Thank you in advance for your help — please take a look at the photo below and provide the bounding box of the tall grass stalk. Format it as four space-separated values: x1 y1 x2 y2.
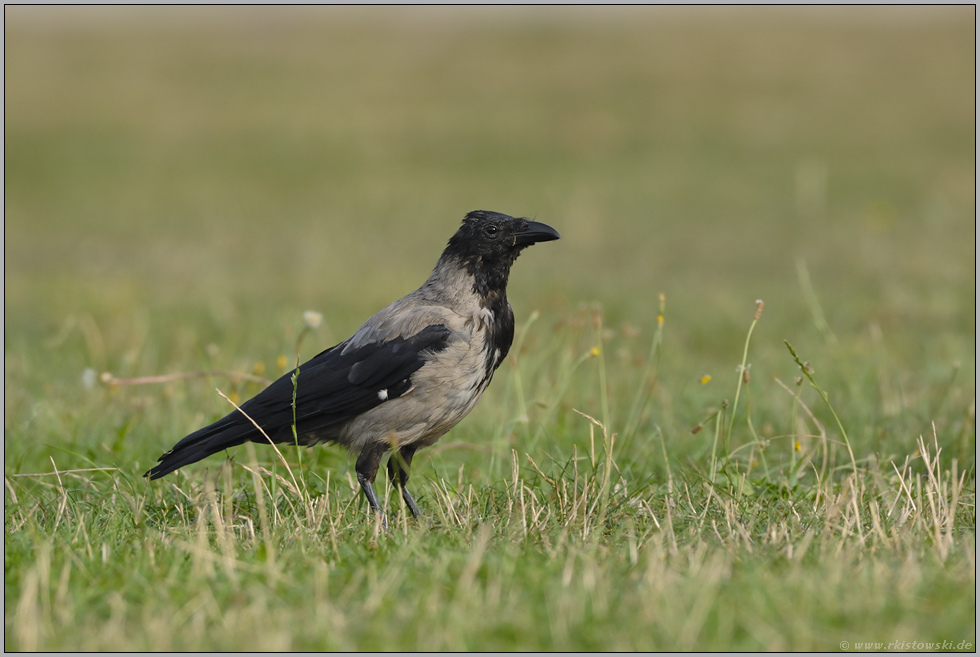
623 292 666 440
784 341 859 477
216 388 312 523
725 300 764 444
590 312 617 532
795 258 839 347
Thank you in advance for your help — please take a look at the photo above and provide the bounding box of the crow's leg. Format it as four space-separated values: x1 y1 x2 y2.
355 441 388 521
387 444 422 518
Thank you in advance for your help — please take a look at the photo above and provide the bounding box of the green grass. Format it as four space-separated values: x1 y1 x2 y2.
5 7 976 651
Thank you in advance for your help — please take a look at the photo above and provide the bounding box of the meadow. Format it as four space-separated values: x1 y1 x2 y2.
4 7 975 651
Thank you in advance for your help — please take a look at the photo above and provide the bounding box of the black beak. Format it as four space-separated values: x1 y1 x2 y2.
514 220 561 247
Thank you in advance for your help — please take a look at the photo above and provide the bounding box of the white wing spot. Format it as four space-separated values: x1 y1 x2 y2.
377 388 388 401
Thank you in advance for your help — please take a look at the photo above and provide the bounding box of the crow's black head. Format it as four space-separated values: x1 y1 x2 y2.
439 210 560 299
444 210 560 265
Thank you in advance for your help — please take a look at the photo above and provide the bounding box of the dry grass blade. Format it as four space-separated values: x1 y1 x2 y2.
215 387 312 520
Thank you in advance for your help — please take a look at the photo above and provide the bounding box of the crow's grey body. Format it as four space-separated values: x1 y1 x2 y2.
307 263 504 454
145 211 559 520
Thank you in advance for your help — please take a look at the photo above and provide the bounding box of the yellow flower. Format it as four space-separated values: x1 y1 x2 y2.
590 346 600 357
700 374 712 384
276 354 289 371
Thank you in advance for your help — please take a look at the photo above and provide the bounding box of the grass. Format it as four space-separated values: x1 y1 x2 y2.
4 7 976 651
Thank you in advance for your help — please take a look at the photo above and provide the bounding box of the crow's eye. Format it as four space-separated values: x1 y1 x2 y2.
483 225 500 238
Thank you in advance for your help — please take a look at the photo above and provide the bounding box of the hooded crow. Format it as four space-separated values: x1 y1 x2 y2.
145 210 559 520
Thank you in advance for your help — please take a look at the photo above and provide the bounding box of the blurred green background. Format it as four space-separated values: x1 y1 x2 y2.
5 6 975 469
3 8 976 651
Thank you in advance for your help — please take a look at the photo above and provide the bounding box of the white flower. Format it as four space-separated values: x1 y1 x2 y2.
303 310 323 329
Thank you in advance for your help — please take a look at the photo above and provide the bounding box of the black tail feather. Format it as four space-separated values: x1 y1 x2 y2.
144 415 255 480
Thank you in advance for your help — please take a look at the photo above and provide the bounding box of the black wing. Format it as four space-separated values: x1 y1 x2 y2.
145 324 451 479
